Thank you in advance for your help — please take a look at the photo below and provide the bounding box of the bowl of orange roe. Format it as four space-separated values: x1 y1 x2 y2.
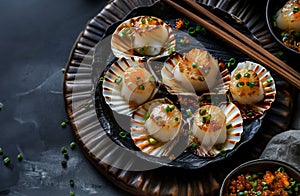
220 159 300 196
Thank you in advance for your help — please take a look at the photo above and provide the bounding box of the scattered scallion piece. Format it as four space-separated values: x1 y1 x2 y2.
3 157 10 165
17 153 23 161
183 18 190 26
219 150 226 157
168 48 175 55
64 152 69 160
148 137 157 145
144 112 150 120
114 76 122 84
204 70 209 74
195 25 201 32
192 62 197 68
149 76 155 83
246 81 255 88
0 147 3 155
119 131 126 139
99 77 105 82
61 121 67 128
188 26 196 35
61 68 65 73
174 116 179 121
199 27 207 35
227 58 236 67
70 191 75 196
187 130 192 135
237 82 245 88
226 124 233 129
235 73 242 80
244 72 251 78
186 109 192 116
198 102 203 107
179 39 185 44
266 79 272 83
139 85 145 90
246 175 252 180
61 146 67 154
61 160 67 168
277 167 284 172
147 17 153 22
70 179 75 187
70 142 76 150
199 109 207 115
141 18 146 24
191 142 197 148
84 101 89 108
293 6 300 13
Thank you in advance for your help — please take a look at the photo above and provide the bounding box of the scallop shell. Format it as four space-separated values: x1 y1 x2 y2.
111 16 176 60
161 52 230 94
130 98 187 158
229 61 276 119
102 57 158 116
188 102 243 157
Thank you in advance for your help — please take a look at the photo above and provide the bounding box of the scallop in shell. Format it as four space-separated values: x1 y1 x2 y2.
276 0 300 31
188 102 243 157
229 61 276 119
102 57 158 115
130 98 186 158
111 16 176 59
161 49 230 94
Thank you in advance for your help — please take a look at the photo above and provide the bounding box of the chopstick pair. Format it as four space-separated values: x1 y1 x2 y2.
161 0 300 89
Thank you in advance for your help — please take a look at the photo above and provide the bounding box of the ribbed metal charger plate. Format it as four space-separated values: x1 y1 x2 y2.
63 0 294 195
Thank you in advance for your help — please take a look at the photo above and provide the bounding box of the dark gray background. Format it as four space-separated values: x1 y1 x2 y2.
0 0 130 195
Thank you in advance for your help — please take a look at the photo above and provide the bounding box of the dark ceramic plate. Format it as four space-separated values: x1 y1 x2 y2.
219 159 300 196
63 0 294 195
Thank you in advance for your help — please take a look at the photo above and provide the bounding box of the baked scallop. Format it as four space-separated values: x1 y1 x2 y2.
111 16 176 59
102 57 157 115
161 48 230 94
229 61 276 119
188 103 243 157
276 0 300 31
130 98 184 157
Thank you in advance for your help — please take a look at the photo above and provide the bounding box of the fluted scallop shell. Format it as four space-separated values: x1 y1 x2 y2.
130 98 186 158
161 52 230 94
229 61 276 119
111 16 176 60
188 102 243 157
102 57 158 116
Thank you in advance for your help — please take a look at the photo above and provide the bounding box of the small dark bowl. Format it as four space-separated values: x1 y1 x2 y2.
219 159 300 196
266 0 300 55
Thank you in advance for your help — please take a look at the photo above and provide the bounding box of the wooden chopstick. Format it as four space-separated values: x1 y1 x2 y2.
161 0 300 89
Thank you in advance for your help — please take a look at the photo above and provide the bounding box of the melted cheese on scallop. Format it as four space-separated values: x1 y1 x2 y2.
144 104 182 142
192 105 227 148
173 49 219 92
120 66 156 106
229 69 264 105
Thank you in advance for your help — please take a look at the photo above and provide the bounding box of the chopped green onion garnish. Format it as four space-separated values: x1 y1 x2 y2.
247 111 253 116
198 65 203 70
99 77 105 82
277 51 284 56
195 25 201 32
17 153 23 161
246 175 252 180
115 76 122 84
277 167 284 172
246 81 255 88
3 157 10 165
183 18 190 26
64 152 69 160
198 102 203 107
61 146 67 154
202 114 211 124
119 131 126 139
204 70 209 74
226 124 233 129
61 68 66 73
61 121 67 127
169 105 175 111
60 161 68 169
149 76 155 83
191 142 197 148
293 6 300 13
261 181 267 186
237 82 245 87
144 112 150 120
141 18 146 24
148 137 157 145
256 191 262 196
266 79 271 83
219 150 226 157
263 186 268 190
139 85 145 90
188 26 196 35
187 130 192 135
147 17 153 22
199 27 207 35
84 101 89 108
168 48 175 55
70 142 76 150
199 109 207 115
0 147 3 155
164 104 171 112
192 62 197 68
179 39 185 44
186 109 192 116
70 179 75 187
174 116 179 121
227 58 236 67
244 72 251 78
235 73 242 80
70 191 75 196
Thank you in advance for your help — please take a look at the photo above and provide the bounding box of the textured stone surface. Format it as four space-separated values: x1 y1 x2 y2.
260 130 300 171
